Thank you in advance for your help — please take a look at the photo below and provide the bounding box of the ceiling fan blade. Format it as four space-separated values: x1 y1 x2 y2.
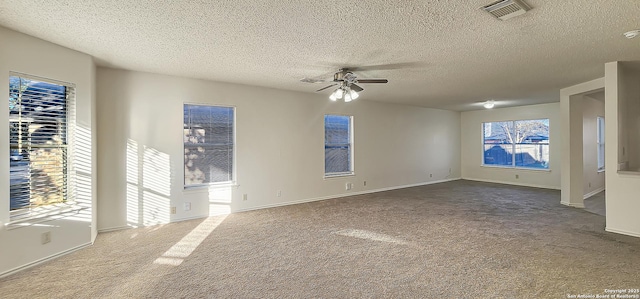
357 79 388 84
349 62 429 72
350 84 364 92
316 84 337 92
300 77 326 84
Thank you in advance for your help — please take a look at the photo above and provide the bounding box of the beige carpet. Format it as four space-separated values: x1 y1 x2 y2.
1 180 639 298
584 190 606 216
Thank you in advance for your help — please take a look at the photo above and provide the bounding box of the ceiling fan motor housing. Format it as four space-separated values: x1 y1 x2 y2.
334 69 350 82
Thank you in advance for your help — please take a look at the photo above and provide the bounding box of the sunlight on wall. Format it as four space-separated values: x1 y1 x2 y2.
141 147 171 226
208 186 232 216
143 147 171 196
141 191 170 225
126 139 140 226
53 124 92 223
126 141 172 227
71 125 93 222
333 229 408 245
153 215 227 266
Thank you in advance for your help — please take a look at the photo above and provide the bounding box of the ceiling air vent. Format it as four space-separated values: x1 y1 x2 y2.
483 0 531 20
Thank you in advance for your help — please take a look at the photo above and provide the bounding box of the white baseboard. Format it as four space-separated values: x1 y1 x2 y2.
98 215 212 232
98 225 133 233
560 201 585 208
583 187 605 200
170 214 210 223
0 242 91 278
462 177 560 190
234 178 461 213
606 227 640 238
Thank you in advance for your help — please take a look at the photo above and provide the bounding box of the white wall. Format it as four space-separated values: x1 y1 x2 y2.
560 78 605 208
96 68 462 231
621 65 640 171
582 94 605 197
461 103 560 189
0 27 96 276
604 61 640 237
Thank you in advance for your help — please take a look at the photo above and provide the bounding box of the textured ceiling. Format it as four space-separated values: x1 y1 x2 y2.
0 0 639 110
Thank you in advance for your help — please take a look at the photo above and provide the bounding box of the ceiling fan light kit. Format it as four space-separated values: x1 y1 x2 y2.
303 68 388 102
329 85 359 102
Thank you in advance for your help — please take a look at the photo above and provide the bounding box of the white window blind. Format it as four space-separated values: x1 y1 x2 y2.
324 115 353 176
597 116 605 171
183 104 234 186
9 74 75 217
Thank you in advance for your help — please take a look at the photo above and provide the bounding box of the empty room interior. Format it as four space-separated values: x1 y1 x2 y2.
1 1 640 298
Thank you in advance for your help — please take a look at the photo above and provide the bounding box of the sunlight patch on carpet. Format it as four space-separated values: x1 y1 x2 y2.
333 229 408 245
154 215 227 266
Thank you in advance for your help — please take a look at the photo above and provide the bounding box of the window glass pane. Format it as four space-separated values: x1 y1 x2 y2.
325 115 351 175
483 144 512 166
9 76 70 211
325 147 350 174
483 121 513 166
184 105 234 186
597 117 605 170
514 119 549 169
515 144 549 168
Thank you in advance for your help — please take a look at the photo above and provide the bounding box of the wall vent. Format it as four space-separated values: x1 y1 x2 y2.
483 0 531 20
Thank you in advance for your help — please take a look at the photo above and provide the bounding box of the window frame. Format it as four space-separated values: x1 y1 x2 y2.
481 118 550 171
323 114 354 178
8 72 78 224
597 116 605 172
182 103 236 189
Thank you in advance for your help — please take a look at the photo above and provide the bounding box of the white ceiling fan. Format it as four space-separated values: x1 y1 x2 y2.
301 68 388 102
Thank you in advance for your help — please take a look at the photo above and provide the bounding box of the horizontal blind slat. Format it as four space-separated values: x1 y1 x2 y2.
9 75 72 213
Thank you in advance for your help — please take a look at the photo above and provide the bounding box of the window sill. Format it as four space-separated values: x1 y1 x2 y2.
597 169 605 173
6 203 87 230
184 182 238 192
324 172 355 179
481 164 551 172
617 170 640 176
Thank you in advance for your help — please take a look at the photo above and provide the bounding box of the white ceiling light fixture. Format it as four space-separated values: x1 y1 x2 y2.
484 100 496 109
344 91 353 102
349 89 359 100
623 30 640 39
307 69 388 103
329 84 359 103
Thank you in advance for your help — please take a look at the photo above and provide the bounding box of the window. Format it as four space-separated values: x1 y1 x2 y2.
483 119 549 169
183 104 234 187
9 74 75 213
597 116 605 171
324 115 353 176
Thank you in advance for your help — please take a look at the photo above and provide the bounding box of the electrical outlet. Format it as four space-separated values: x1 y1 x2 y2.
41 231 51 245
243 194 248 201
589 182 591 188
430 173 433 178
277 190 281 197
184 202 191 211
363 180 367 186
170 207 177 214
345 183 352 190
515 174 519 179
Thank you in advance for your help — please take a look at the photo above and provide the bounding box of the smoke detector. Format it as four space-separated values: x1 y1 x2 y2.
483 0 531 20
623 30 640 39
